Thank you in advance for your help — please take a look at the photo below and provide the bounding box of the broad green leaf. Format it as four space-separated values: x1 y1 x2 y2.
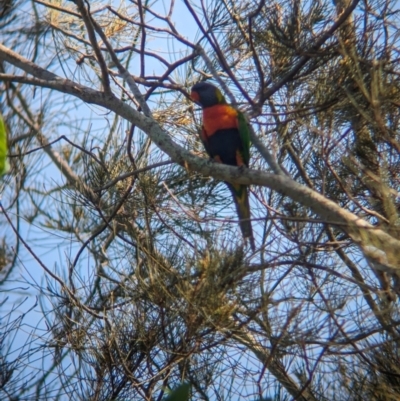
164 383 190 401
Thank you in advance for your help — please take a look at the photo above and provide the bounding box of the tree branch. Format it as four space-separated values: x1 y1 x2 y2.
1 43 400 271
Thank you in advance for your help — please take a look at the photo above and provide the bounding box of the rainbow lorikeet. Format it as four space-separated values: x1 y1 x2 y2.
190 82 255 251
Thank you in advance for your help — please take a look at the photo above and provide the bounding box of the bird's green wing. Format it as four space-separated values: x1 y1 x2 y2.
0 115 9 176
237 110 251 166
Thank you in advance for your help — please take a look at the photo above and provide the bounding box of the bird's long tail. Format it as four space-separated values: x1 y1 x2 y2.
227 183 255 251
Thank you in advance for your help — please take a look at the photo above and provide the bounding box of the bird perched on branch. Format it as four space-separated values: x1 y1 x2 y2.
190 82 255 251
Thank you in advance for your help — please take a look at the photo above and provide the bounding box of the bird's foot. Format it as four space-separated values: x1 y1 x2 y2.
210 156 222 164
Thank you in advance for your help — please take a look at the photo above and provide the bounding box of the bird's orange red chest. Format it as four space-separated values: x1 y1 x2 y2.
202 105 239 137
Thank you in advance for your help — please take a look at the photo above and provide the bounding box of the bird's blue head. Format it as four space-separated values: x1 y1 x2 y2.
190 82 226 108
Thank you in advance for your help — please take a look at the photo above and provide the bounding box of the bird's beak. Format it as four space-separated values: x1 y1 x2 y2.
190 90 200 104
